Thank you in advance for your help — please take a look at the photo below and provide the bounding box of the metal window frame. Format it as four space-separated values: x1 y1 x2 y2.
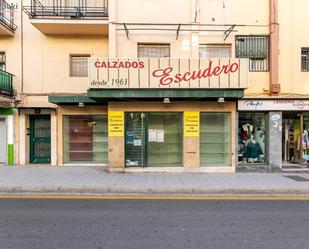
69 54 90 78
235 35 270 72
301 47 309 72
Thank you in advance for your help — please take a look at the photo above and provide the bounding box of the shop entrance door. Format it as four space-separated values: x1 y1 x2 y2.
125 112 146 167
0 118 6 164
282 113 301 165
29 115 51 164
125 112 183 167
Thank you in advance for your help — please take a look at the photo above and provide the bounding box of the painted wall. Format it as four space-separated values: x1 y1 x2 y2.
278 0 309 95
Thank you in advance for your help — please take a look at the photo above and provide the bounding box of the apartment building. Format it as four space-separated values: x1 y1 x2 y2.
0 0 308 172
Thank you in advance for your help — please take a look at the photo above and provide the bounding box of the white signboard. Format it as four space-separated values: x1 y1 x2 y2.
238 99 309 111
89 58 249 89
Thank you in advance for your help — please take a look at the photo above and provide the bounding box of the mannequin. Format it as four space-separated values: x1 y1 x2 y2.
242 123 253 141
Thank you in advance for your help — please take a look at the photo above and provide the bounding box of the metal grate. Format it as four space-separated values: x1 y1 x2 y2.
70 55 89 77
199 44 231 58
23 0 108 19
235 35 269 72
0 0 17 31
301 48 309 72
138 44 170 58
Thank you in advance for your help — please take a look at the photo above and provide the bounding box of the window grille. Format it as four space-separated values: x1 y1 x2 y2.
301 48 309 72
0 52 6 71
138 44 170 58
199 44 231 58
235 35 269 72
70 55 90 77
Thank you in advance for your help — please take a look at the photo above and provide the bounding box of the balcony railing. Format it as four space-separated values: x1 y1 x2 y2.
0 0 17 31
23 0 108 19
0 69 13 97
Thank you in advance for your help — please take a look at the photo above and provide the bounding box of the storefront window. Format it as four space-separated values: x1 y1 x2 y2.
147 113 183 167
302 114 309 164
63 115 108 164
200 113 231 166
125 112 183 167
238 113 266 164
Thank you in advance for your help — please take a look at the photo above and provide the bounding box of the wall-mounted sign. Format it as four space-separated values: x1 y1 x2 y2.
89 58 249 89
238 100 309 111
108 111 124 136
184 112 199 137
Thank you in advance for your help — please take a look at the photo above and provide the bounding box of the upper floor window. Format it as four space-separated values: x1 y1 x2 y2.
138 44 170 58
70 55 90 77
301 48 309 72
199 44 231 58
235 35 269 72
0 52 6 71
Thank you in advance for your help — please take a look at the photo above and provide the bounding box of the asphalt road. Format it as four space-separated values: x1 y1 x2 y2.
0 198 308 249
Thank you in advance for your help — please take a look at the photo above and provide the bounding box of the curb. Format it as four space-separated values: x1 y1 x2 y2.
1 186 309 197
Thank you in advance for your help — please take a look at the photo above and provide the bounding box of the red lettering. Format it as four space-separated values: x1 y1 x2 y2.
230 63 239 73
152 67 174 86
94 61 101 68
139 62 145 68
174 73 182 83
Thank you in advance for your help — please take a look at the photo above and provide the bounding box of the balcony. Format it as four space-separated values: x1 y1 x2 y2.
0 0 17 36
23 0 108 35
0 69 13 97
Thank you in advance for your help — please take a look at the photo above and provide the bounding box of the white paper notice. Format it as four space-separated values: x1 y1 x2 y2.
133 139 142 146
156 130 164 143
148 129 157 142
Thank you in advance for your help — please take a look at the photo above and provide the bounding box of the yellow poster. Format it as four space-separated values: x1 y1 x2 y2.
108 111 124 136
184 112 199 137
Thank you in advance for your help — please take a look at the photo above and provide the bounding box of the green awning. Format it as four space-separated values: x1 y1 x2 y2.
87 89 244 99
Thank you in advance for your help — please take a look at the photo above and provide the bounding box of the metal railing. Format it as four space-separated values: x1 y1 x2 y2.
23 0 108 19
0 0 17 31
0 69 13 96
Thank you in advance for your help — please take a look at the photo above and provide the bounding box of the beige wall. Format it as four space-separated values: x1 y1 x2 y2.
278 0 309 95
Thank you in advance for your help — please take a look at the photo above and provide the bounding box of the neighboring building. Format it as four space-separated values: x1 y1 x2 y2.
0 0 308 172
0 0 16 165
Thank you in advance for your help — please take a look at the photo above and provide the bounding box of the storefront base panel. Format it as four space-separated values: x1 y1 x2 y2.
109 167 235 173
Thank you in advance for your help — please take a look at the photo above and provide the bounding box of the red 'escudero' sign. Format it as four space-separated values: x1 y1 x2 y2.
89 58 249 89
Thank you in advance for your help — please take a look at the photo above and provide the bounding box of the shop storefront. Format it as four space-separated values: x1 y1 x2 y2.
49 57 249 172
238 99 309 170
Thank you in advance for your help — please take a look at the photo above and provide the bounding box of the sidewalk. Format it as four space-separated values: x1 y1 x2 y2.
1 165 309 197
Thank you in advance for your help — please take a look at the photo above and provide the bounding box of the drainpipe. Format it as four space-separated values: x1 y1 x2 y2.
269 0 280 95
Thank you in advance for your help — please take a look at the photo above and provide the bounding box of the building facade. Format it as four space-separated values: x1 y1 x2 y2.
0 0 308 172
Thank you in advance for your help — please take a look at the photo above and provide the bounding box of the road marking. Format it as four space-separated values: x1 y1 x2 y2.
0 195 309 200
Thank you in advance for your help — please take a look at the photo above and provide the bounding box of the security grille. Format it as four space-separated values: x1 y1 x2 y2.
138 44 170 58
0 52 5 71
70 55 90 77
301 48 309 72
199 44 231 58
235 35 269 72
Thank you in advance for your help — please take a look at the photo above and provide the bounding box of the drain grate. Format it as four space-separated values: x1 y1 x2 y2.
284 175 309 182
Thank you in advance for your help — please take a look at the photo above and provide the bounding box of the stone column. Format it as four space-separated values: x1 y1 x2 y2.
267 111 282 169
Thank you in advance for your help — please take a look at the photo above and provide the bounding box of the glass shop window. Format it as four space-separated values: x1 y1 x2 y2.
238 113 266 164
200 113 231 166
63 115 108 164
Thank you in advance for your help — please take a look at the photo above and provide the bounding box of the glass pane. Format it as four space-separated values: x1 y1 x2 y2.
200 113 231 166
199 45 231 58
70 56 89 77
147 113 183 167
238 113 266 164
125 112 146 167
138 44 170 58
63 115 108 164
